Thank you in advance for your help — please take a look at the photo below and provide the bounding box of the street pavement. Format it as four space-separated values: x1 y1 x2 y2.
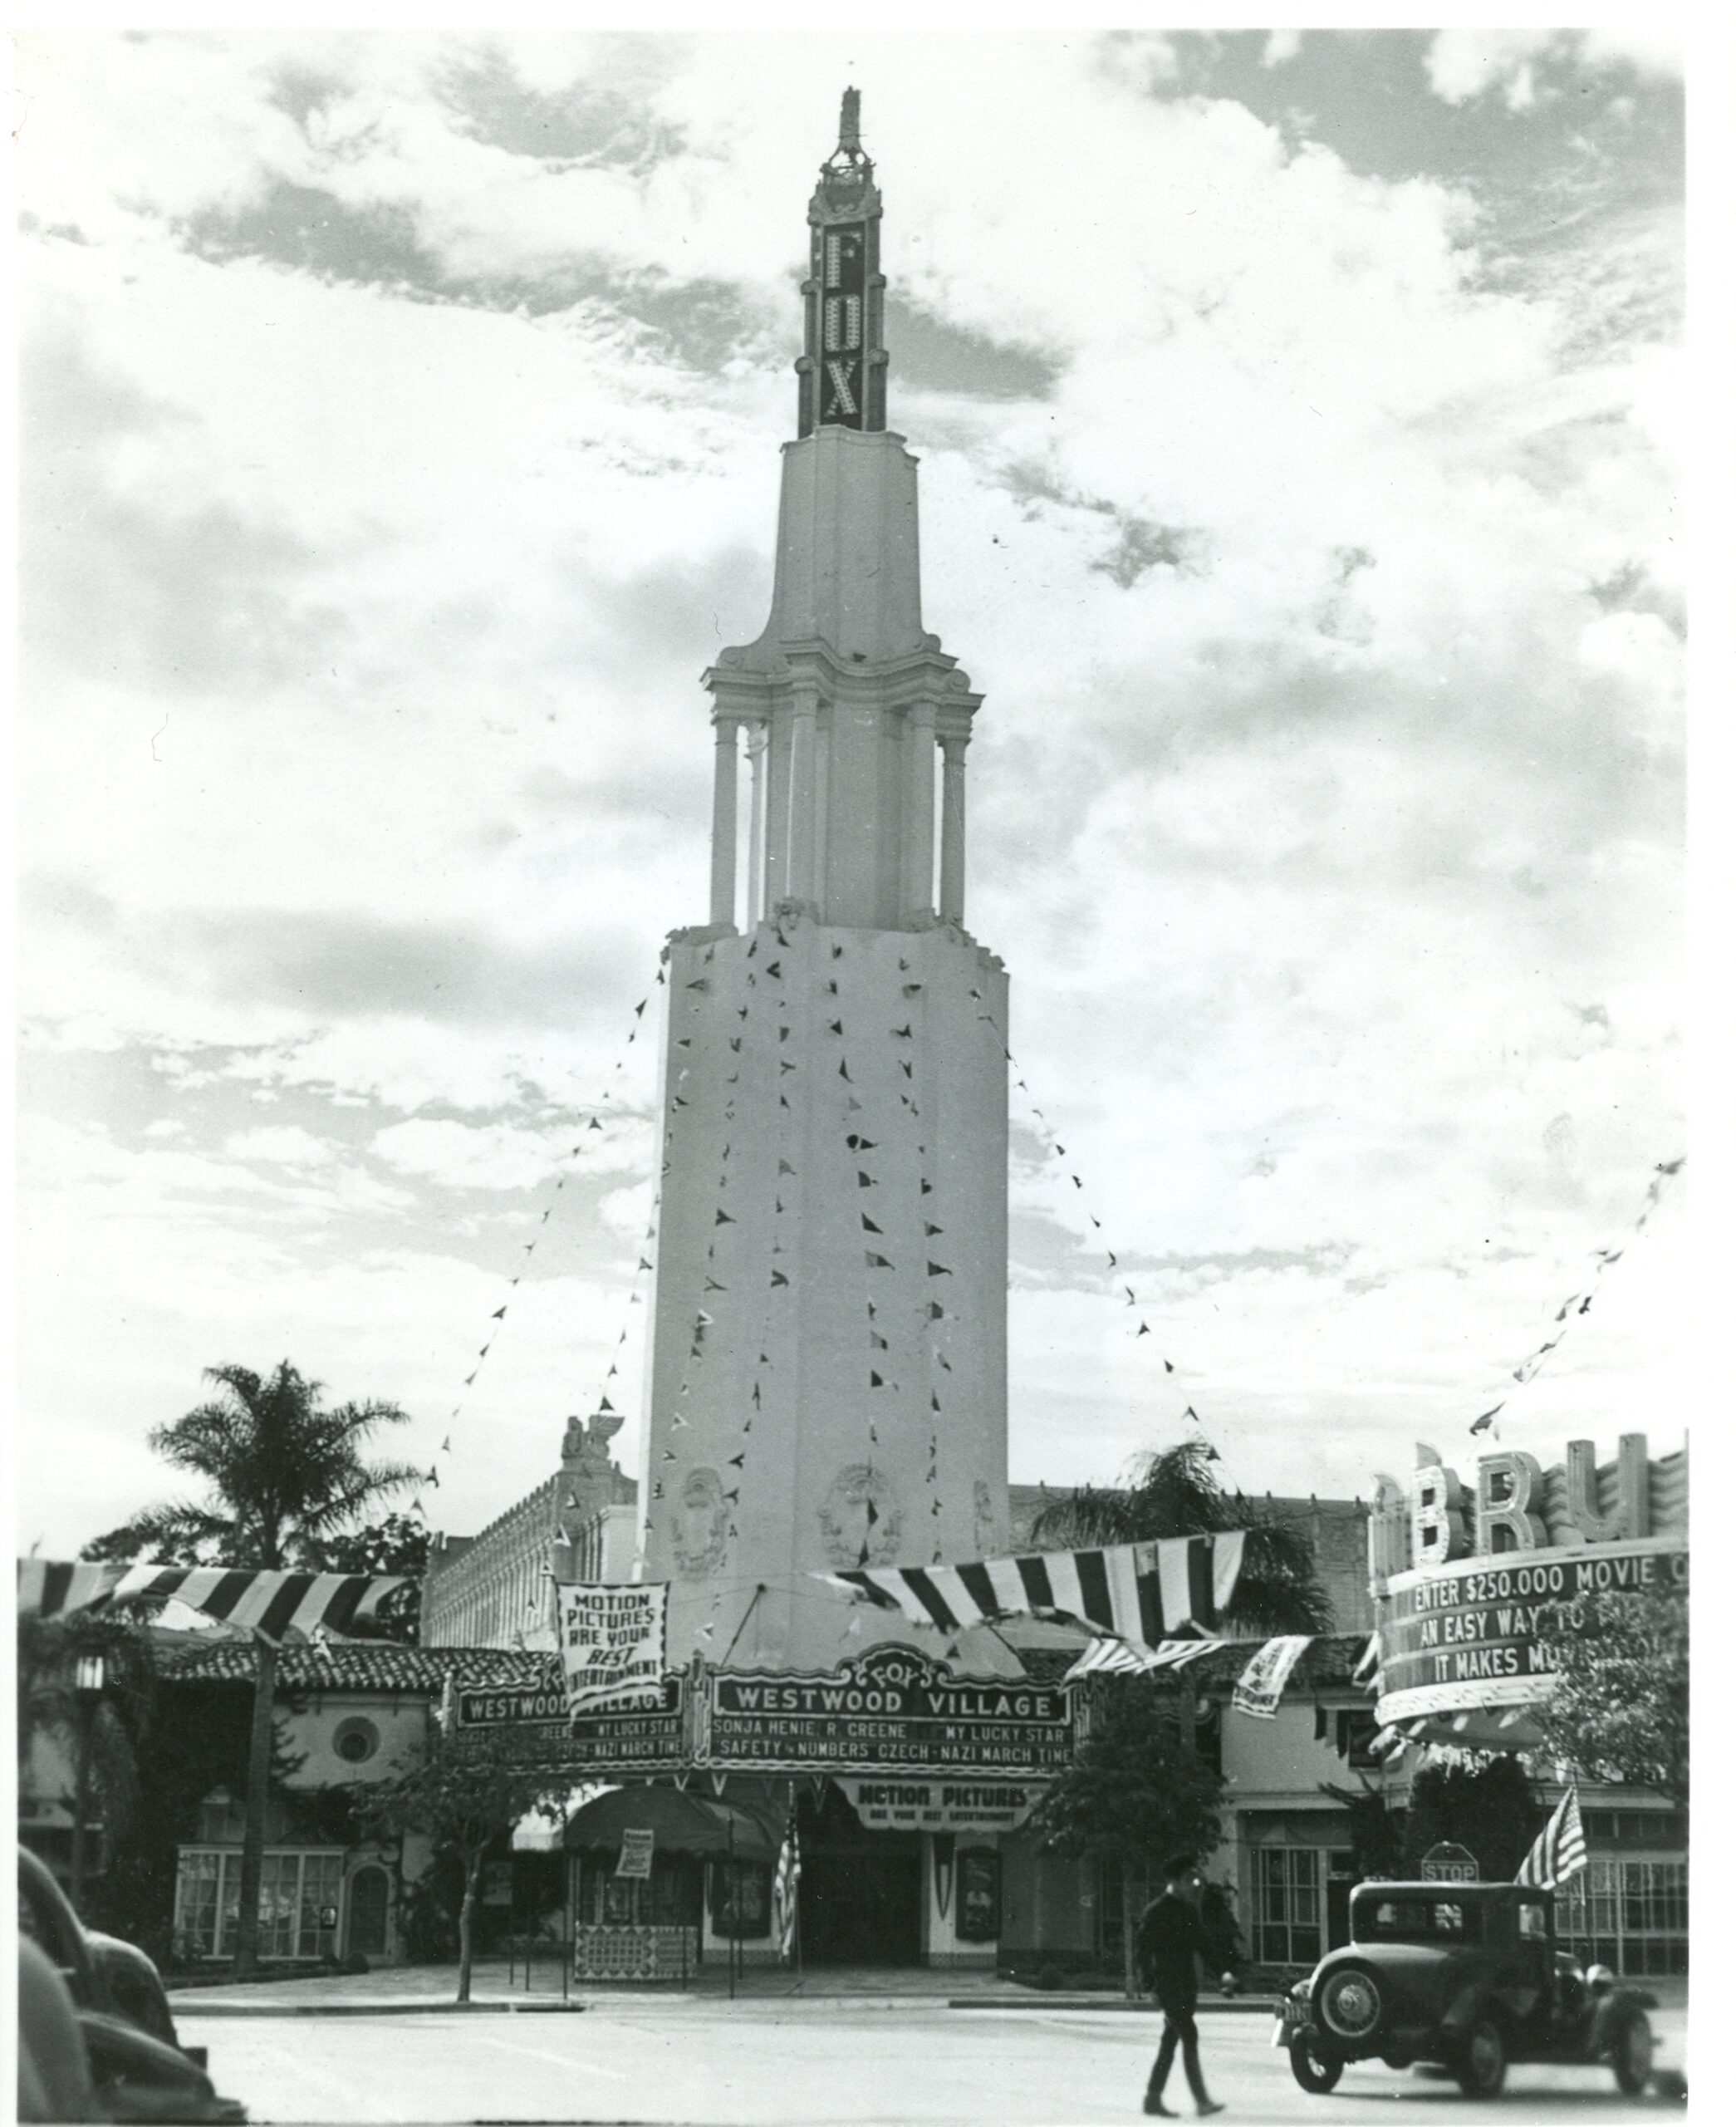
182 1996 1688 2125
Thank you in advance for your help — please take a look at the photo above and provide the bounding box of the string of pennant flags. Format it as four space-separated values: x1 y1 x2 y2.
1468 1156 1685 1438
963 983 1228 1463
405 966 668 1530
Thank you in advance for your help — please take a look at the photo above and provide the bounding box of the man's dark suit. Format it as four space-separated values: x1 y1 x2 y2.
1135 1890 1209 2106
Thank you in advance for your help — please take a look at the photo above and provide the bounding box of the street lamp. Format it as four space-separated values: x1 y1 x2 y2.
70 1652 105 1916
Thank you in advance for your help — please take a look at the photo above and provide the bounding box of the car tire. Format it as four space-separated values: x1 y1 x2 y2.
1454 2016 1507 2100
1316 1964 1384 2044
1611 2011 1655 2097
1288 2036 1344 2095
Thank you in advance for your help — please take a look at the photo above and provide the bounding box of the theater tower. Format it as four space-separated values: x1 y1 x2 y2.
640 94 1012 1673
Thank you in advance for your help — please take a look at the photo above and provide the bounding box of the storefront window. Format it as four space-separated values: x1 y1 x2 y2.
1557 1858 1687 1977
174 1849 343 1961
1255 1848 1321 1968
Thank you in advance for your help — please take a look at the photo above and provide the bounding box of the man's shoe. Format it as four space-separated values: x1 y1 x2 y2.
1195 2105 1225 2119
1141 2103 1175 2119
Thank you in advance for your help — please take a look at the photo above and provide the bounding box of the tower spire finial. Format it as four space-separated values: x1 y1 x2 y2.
797 91 886 436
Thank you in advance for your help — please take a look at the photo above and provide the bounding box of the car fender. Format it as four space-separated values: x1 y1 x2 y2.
1589 1992 1655 2055
1439 1982 1493 2039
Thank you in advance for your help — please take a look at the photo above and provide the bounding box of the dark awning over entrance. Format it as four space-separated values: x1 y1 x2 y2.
562 1785 778 1860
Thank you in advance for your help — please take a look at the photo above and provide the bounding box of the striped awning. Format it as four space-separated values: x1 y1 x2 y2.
17 1560 408 1641
816 1531 1246 1645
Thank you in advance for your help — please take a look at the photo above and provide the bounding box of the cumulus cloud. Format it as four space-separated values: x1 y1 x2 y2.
1424 30 1682 111
14 32 1682 1545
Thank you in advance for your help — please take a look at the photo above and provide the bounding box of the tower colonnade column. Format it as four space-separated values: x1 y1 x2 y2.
939 732 969 925
746 722 768 927
787 681 821 903
903 700 936 919
709 715 740 927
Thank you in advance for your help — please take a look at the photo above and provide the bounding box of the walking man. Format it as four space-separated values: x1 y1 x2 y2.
1135 1854 1224 2119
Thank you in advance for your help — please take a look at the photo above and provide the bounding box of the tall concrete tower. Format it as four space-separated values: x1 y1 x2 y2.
641 95 1011 1675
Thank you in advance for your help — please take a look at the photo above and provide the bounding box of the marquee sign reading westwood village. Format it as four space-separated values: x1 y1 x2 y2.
1371 1432 1687 1746
455 1641 1079 1786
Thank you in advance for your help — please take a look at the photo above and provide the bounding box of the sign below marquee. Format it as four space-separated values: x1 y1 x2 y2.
836 1776 1042 1834
695 1645 1076 1777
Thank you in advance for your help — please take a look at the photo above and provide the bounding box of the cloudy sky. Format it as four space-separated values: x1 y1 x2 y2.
16 27 1689 1561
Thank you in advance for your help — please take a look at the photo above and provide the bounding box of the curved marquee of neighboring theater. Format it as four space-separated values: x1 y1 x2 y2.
1367 1432 1686 1751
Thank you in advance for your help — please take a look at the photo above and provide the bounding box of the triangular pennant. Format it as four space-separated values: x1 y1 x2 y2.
927 1262 951 1277
772 1270 790 1286
715 1209 735 1225
492 1305 507 1321
779 1158 796 1176
828 1019 843 1035
861 1216 883 1233
589 1118 604 1132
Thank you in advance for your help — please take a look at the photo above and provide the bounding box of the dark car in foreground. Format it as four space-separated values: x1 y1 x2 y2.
1273 1879 1657 2100
17 1848 246 2123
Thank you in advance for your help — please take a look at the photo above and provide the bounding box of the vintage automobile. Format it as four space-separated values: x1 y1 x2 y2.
1273 1879 1659 2100
17 1847 248 2123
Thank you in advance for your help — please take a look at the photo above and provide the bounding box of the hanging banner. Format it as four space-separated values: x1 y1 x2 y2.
1230 1635 1313 1720
557 1584 668 1717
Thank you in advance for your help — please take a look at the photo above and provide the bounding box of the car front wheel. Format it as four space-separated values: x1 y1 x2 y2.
1454 2016 1507 2100
1611 2012 1655 2097
1288 2036 1344 2095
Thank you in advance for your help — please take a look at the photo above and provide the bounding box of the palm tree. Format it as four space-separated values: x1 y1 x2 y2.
85 1361 417 1977
1029 1438 1333 1636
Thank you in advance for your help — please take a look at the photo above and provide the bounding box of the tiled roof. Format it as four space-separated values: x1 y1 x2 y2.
156 1639 558 1694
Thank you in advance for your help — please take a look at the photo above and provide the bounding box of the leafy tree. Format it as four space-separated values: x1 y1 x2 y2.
316 1515 430 1644
83 1360 417 1979
1321 1777 1405 1884
1532 1582 1688 1808
1403 1755 1542 1883
348 1736 567 2003
17 1609 157 1911
1027 1678 1224 1997
1028 1439 1333 1634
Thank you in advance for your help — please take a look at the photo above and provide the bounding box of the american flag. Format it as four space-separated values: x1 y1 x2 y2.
1515 1786 1588 1889
772 1800 802 1963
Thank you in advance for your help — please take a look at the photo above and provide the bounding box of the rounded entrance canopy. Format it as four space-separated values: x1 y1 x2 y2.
562 1785 778 1860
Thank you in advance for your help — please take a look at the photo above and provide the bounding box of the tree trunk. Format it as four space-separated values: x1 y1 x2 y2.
458 1856 479 2005
232 1633 278 1980
1122 1859 1138 2002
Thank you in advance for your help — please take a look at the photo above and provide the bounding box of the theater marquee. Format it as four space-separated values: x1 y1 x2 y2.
1371 1432 1687 1742
694 1645 1076 1776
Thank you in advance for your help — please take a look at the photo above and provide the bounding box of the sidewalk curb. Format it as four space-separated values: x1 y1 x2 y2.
175 2000 587 2017
947 1998 1273 2014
